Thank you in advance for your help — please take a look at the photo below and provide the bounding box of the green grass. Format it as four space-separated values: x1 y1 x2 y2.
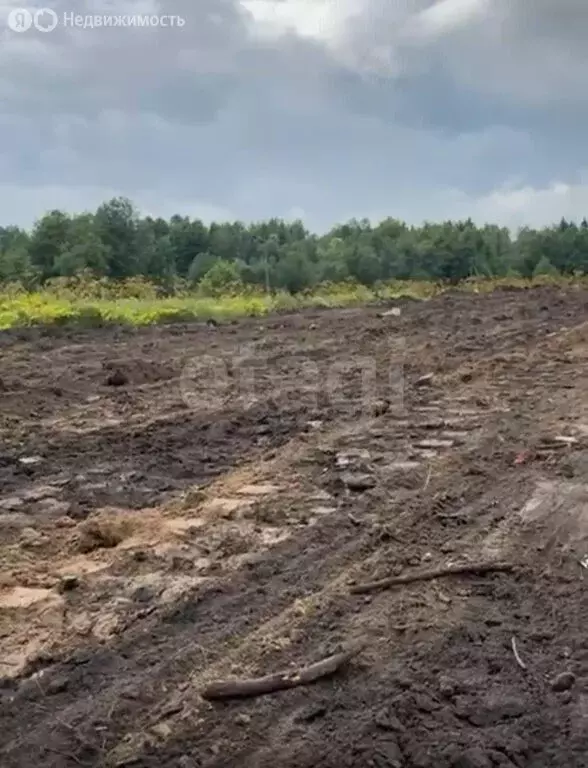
0 275 584 331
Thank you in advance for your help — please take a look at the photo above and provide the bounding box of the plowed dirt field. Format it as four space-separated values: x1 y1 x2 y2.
2 286 588 767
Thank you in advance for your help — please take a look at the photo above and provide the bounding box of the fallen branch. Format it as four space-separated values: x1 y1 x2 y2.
350 561 515 595
511 637 527 671
201 641 366 701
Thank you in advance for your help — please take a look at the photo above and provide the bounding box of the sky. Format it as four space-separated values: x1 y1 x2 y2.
1 0 588 233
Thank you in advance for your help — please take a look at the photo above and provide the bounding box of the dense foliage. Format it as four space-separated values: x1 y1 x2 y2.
2 197 588 293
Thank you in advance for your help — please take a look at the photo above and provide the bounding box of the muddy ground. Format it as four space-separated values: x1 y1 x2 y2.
1 286 588 767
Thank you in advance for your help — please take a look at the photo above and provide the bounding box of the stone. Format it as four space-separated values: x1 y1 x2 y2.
439 677 456 698
415 373 434 387
465 695 528 726
59 575 80 593
415 439 455 449
46 675 70 695
342 472 376 492
452 748 493 768
19 456 43 466
374 710 406 732
551 671 576 692
133 585 157 603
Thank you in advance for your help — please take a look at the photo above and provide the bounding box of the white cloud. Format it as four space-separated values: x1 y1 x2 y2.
376 178 588 231
470 180 588 230
0 184 235 227
405 0 491 40
240 0 357 44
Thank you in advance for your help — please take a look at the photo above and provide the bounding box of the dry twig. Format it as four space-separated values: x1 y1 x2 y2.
423 465 432 490
511 637 527 671
350 561 515 595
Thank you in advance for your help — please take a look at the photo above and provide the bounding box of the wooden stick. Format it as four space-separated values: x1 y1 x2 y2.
350 561 515 595
201 641 366 701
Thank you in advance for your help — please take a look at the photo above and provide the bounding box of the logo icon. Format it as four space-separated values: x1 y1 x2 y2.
7 8 33 32
6 7 58 33
34 8 58 32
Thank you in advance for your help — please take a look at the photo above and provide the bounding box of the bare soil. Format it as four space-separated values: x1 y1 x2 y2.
2 286 588 767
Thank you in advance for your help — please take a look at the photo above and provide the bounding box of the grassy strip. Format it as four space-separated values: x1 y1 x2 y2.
0 275 582 331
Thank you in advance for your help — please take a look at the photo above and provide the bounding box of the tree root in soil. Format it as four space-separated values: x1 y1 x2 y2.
201 641 366 701
350 561 516 595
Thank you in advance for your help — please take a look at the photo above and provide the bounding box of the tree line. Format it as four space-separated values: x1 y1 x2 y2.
1 196 587 292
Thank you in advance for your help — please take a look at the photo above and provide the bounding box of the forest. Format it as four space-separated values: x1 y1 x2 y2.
1 196 587 293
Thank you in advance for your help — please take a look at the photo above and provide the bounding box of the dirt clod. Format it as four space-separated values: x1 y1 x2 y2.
58 575 80 592
104 369 128 386
551 671 576 692
342 472 376 491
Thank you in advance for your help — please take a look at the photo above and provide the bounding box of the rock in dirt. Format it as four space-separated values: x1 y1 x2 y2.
336 449 371 469
132 585 158 603
439 677 457 698
415 439 455 449
374 710 406 732
372 737 404 766
372 399 390 416
415 373 434 387
46 675 70 695
551 671 576 692
19 455 43 466
455 694 528 726
105 368 128 387
58 575 80 593
342 472 376 492
452 748 493 768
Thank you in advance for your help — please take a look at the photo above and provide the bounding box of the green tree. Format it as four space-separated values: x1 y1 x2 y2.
275 242 315 293
168 216 209 276
0 245 37 285
345 240 382 286
54 241 109 277
54 213 110 277
94 197 139 278
28 210 71 279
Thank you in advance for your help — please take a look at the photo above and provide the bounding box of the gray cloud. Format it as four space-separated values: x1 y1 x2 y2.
1 0 587 230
